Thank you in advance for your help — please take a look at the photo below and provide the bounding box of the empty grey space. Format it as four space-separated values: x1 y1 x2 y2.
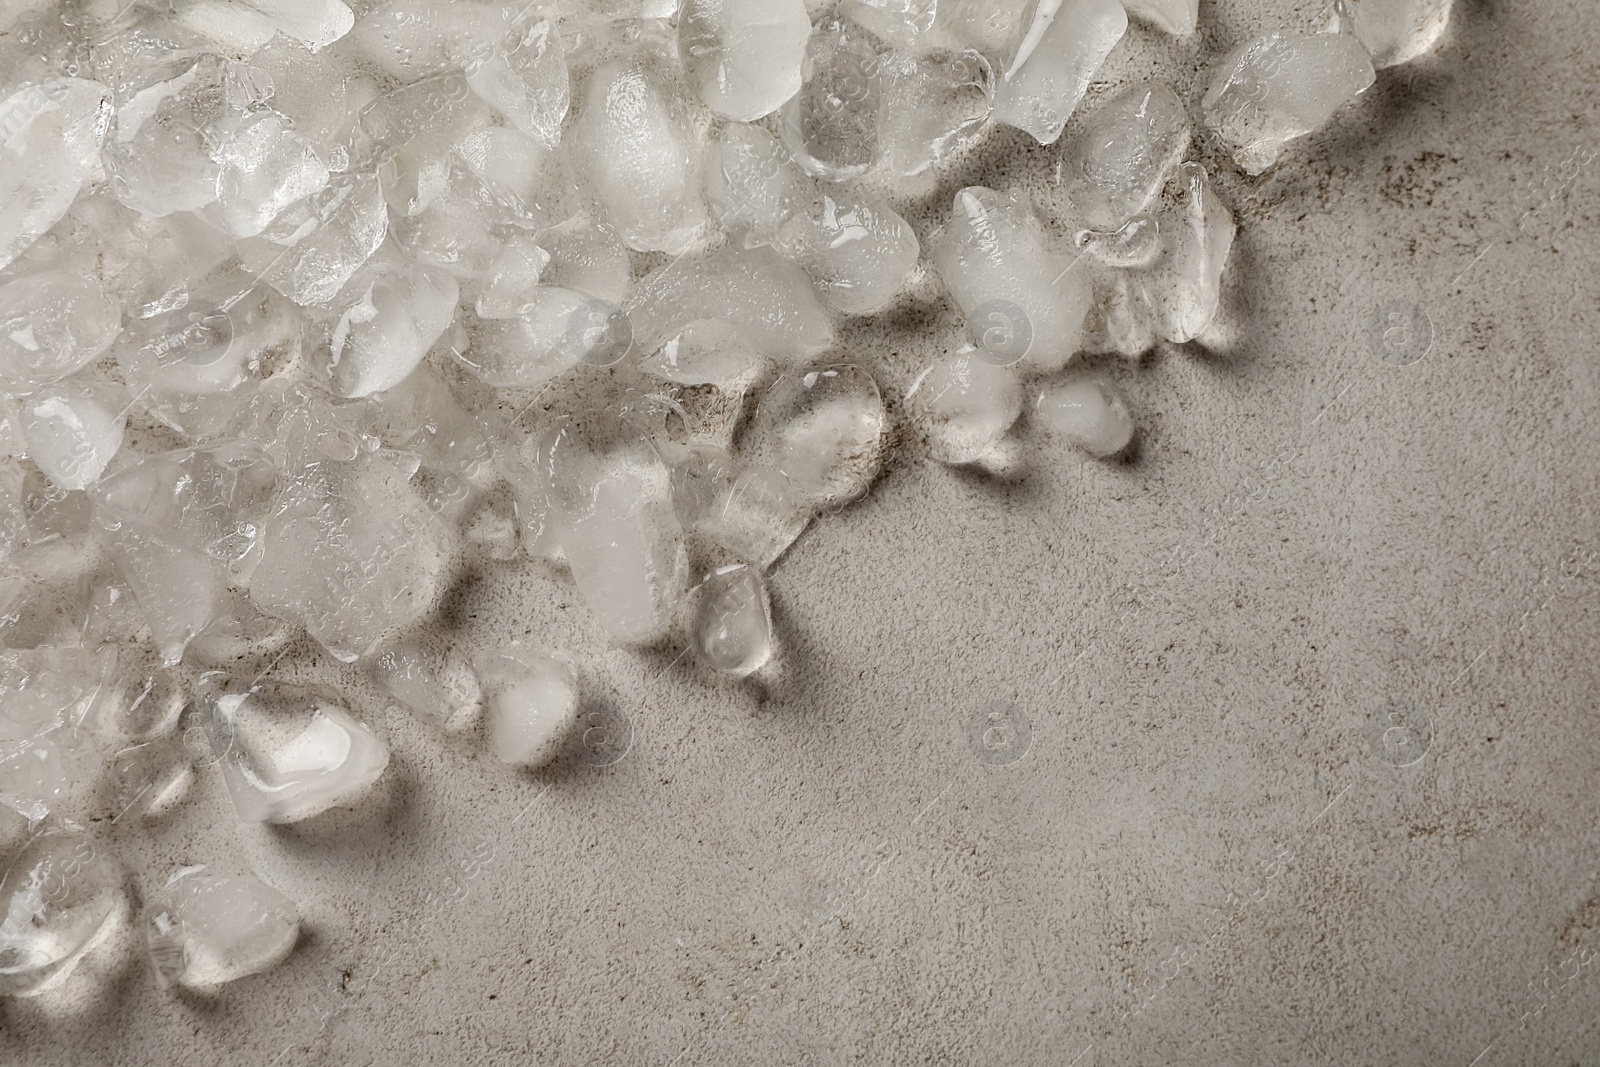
7 0 1600 1064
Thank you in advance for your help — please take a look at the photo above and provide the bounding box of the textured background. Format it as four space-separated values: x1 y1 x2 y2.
7 0 1600 1064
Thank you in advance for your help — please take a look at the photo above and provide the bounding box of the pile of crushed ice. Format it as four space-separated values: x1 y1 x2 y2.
0 0 1450 997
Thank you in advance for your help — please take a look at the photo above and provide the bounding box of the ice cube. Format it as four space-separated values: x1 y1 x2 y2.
473 645 578 767
1333 0 1453 68
217 110 332 239
1122 0 1198 36
0 648 109 745
747 364 884 508
0 826 124 996
930 187 1092 373
906 348 1022 464
1201 31 1375 175
319 252 459 398
779 16 884 181
692 565 772 676
570 56 707 254
1130 161 1234 343
199 679 389 823
236 171 389 306
0 271 124 392
19 379 127 492
463 13 570 147
670 446 810 565
1062 82 1190 233
235 0 354 52
373 638 482 731
876 47 994 177
1036 377 1134 458
704 122 812 239
993 0 1126 145
0 78 113 273
144 866 299 990
679 0 811 122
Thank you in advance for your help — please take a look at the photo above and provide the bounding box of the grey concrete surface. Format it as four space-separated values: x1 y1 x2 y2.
5 0 1600 1064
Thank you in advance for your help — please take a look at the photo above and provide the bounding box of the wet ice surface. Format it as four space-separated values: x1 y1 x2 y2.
144 865 299 989
1036 377 1135 458
680 0 810 122
474 645 579 766
692 565 772 675
1333 0 1454 69
993 0 1127 145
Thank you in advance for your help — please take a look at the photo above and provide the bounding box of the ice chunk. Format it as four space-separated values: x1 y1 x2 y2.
773 186 920 314
475 234 550 318
1036 377 1134 458
642 319 759 387
349 0 501 80
1130 161 1235 343
1202 31 1375 175
748 364 884 508
779 16 884 181
679 0 811 122
373 639 481 730
843 0 938 46
936 0 1030 55
236 0 354 52
0 648 109 746
930 187 1092 372
670 447 810 565
1333 0 1453 68
571 57 706 254
236 171 389 306
473 646 578 767
1122 0 1197 36
530 214 631 304
199 679 389 823
704 122 812 241
876 47 993 177
144 866 298 990
1062 82 1190 233
319 253 459 398
90 667 186 744
0 271 123 392
627 245 832 360
993 0 1126 145
251 449 451 662
102 57 231 219
107 737 194 820
692 565 772 676
19 379 126 493
457 288 627 387
0 826 124 996
463 13 570 147
0 78 113 273
906 348 1022 464
217 111 331 239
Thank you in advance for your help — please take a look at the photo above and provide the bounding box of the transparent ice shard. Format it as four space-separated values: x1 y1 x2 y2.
692 565 772 676
0 78 113 273
1122 0 1198 36
993 0 1126 145
930 187 1092 372
779 16 884 181
144 866 298 990
200 678 389 824
473 645 578 767
1333 0 1453 68
236 171 389 306
19 379 127 492
217 110 331 239
680 0 811 122
670 446 810 565
0 271 124 392
774 186 919 314
906 348 1022 464
1201 31 1375 175
1036 377 1134 458
0 825 124 997
570 56 706 254
350 0 503 80
1062 82 1190 233
373 638 481 731
1130 161 1235 343
463 13 569 147
319 252 459 398
876 47 994 177
747 364 884 509
0 648 109 747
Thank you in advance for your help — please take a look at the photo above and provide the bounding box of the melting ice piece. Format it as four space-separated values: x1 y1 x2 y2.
627 245 832 360
570 56 706 254
320 253 459 398
19 379 127 492
1202 31 1375 175
217 111 331 239
90 666 186 745
773 186 920 315
0 78 113 272
1081 268 1157 358
235 0 355 51
748 364 885 508
670 447 810 566
906 348 1022 464
0 826 124 996
704 123 813 239
843 0 939 46
692 565 773 676
876 48 994 177
936 0 1031 54
1122 0 1198 36
1036 377 1134 458
642 319 759 388
144 866 299 990
0 648 109 747
373 639 482 730
679 0 811 122
473 646 579 767
993 0 1126 145
531 214 632 304
1332 0 1454 68
0 271 124 392
1062 82 1190 233
463 13 570 147
102 56 232 219
1131 161 1235 343
251 449 450 662
475 234 551 318
930 187 1092 373
236 171 389 306
780 16 884 181
201 679 389 824
458 288 627 387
